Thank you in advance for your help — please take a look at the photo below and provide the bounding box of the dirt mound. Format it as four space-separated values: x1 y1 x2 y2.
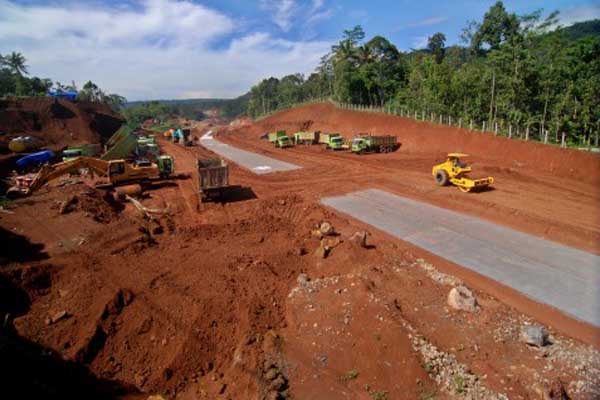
250 103 600 185
56 187 124 223
0 97 124 153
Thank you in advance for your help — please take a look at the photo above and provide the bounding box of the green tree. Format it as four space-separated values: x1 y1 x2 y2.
428 32 447 63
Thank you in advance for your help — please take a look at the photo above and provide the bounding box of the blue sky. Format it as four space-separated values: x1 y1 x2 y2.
1 0 599 100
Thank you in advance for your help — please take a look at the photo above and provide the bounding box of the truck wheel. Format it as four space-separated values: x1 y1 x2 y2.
435 170 449 186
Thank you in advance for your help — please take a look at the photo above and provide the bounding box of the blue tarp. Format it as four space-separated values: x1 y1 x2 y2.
48 89 78 101
16 150 55 168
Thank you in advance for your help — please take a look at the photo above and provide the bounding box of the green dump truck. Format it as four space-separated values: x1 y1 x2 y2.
268 131 293 148
293 131 320 145
62 144 102 161
319 133 347 150
198 158 229 202
351 135 398 154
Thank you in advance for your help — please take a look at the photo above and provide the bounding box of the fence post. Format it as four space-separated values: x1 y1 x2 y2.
439 114 442 124
458 118 462 128
421 110 425 120
483 121 486 132
449 116 452 126
494 122 498 136
525 126 529 141
561 132 566 148
414 110 417 119
431 112 434 122
544 130 548 144
508 125 512 139
469 120 473 130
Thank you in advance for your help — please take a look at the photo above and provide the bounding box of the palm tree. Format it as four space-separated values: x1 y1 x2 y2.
4 52 28 76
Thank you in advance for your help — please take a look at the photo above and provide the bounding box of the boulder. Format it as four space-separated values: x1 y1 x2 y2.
319 222 334 236
447 286 478 312
520 325 549 347
349 231 369 248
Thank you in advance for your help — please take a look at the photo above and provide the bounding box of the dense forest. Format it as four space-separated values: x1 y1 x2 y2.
245 2 600 146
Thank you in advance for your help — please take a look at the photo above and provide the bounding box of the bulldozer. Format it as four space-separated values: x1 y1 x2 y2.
8 155 174 197
432 153 493 193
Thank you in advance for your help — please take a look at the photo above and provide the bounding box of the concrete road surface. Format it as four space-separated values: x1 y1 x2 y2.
321 189 600 327
200 131 300 175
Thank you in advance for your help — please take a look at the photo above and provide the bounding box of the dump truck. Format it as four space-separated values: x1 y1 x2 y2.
293 131 320 145
268 131 293 148
319 133 347 150
432 153 493 193
8 155 175 197
351 135 398 154
62 144 102 161
197 158 229 202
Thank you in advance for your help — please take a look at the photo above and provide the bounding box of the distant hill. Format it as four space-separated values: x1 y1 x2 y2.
562 19 600 41
125 93 250 119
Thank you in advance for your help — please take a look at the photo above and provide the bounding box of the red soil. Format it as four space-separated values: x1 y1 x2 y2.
1 106 599 399
0 97 124 153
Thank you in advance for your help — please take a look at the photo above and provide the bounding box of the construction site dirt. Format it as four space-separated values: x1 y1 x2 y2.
1 103 599 399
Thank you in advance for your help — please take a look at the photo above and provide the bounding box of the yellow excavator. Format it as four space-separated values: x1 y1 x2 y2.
9 155 174 196
432 153 493 193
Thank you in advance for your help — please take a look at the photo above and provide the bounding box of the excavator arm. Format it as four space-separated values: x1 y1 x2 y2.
27 157 110 193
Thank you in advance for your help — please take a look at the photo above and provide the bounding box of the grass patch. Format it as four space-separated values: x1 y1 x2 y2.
454 376 465 395
369 390 388 400
341 368 359 382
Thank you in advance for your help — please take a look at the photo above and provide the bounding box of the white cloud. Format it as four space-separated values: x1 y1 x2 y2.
0 0 332 101
407 16 448 28
557 4 600 26
260 0 298 32
260 0 334 33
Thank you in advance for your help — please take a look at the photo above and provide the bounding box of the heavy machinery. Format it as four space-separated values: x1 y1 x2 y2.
9 155 174 196
351 135 398 154
432 153 494 193
268 131 293 148
62 144 102 161
293 131 320 145
319 133 347 150
197 158 229 202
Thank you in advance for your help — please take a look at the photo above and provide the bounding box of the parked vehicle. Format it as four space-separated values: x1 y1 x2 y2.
319 133 347 150
62 144 102 161
197 158 229 202
268 131 293 148
351 135 398 154
293 131 320 145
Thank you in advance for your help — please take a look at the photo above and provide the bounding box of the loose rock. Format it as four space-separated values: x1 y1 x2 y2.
520 325 549 347
447 286 478 312
319 222 334 236
349 231 369 248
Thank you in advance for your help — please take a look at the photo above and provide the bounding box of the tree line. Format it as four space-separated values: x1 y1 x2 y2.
245 2 600 147
0 51 126 111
